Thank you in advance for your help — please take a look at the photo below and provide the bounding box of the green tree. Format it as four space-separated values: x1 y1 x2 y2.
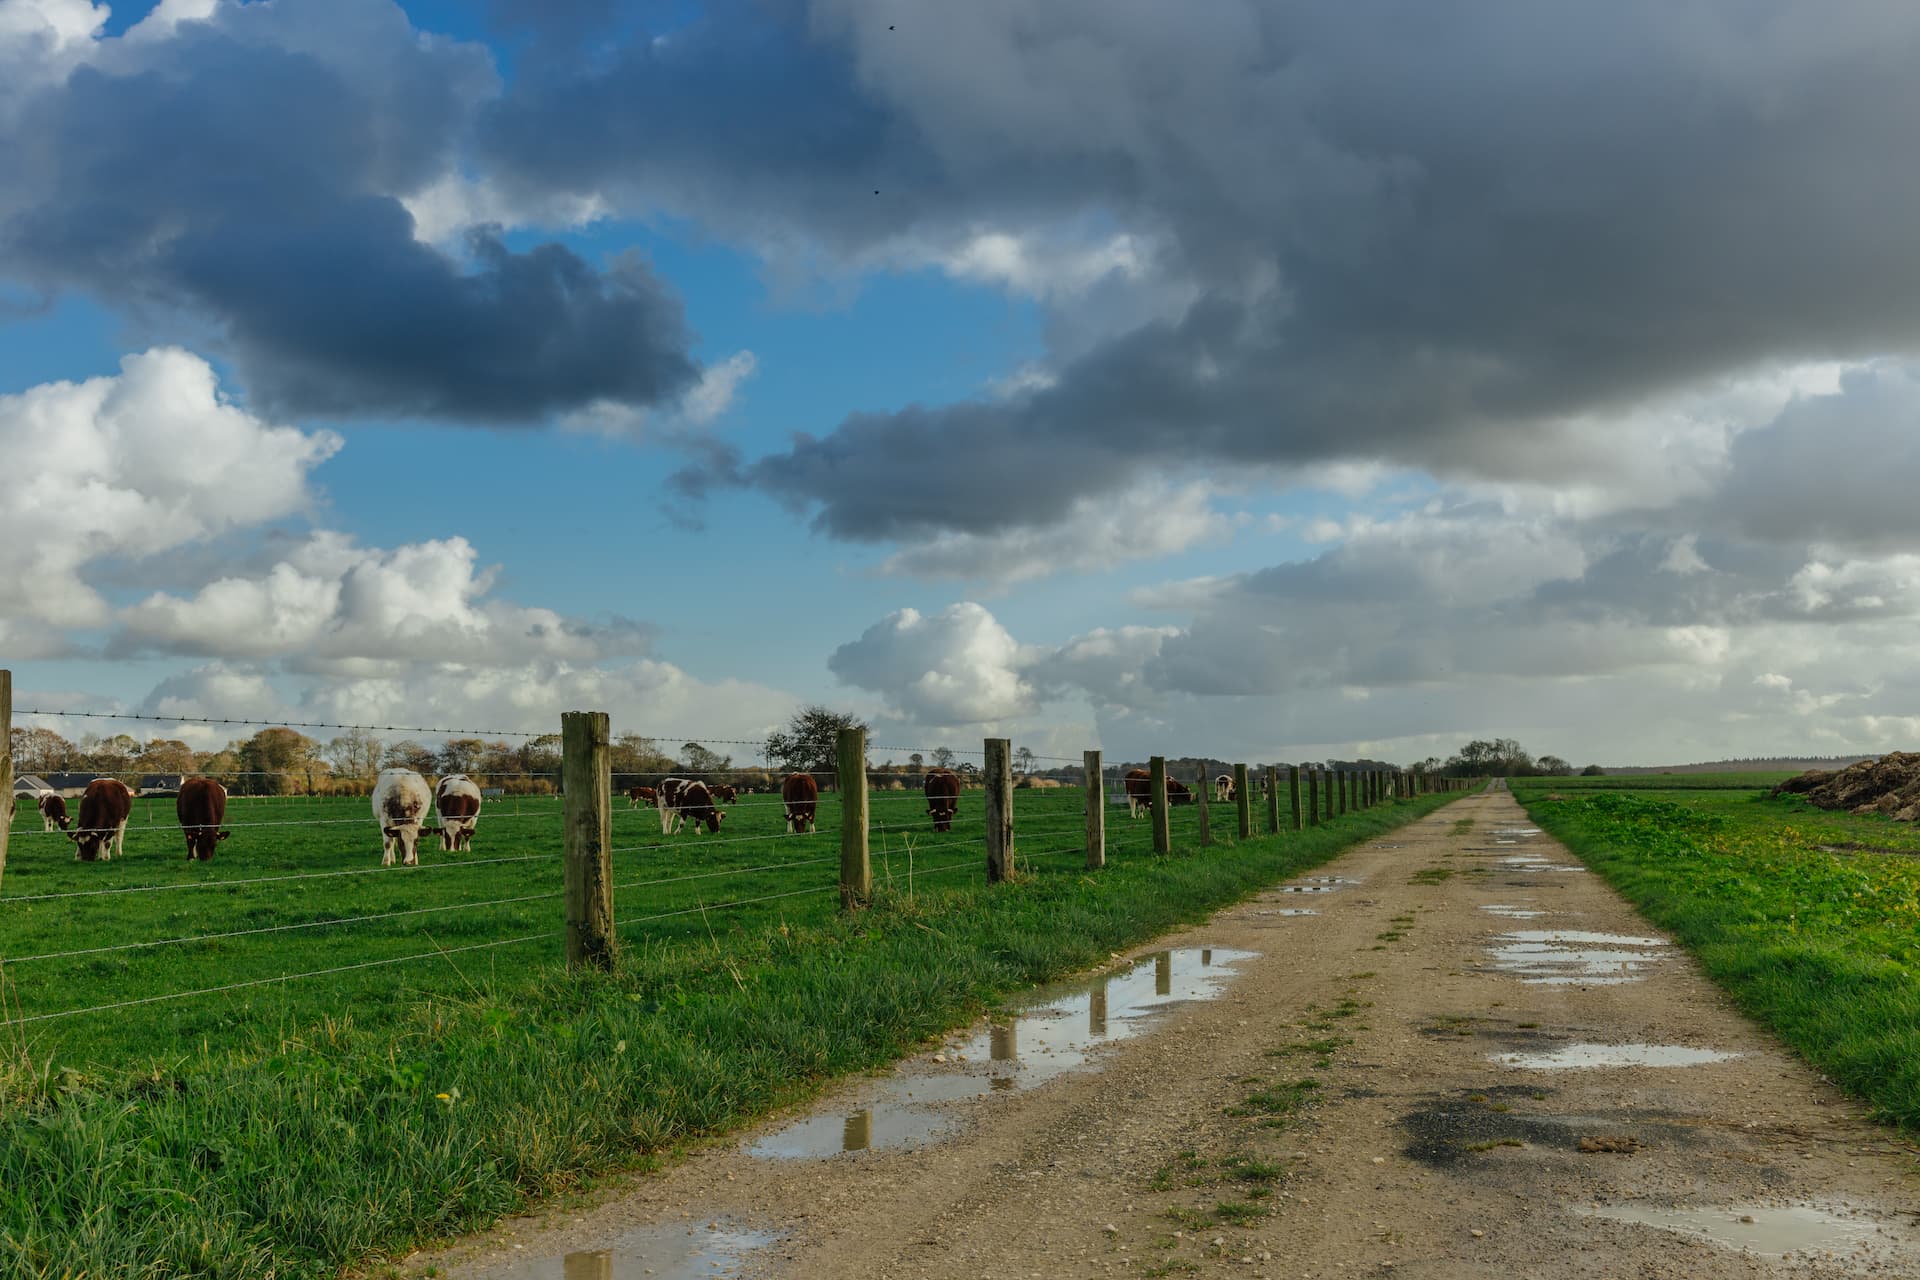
381 739 439 776
764 706 868 779
239 727 320 795
1014 746 1036 775
323 730 385 785
680 742 732 775
930 746 956 770
131 738 197 774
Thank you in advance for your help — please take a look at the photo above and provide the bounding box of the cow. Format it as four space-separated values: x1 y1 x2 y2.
1215 773 1235 802
176 777 230 861
434 774 483 852
709 783 738 805
372 768 433 866
1123 768 1194 818
68 778 132 861
924 768 961 833
664 779 726 834
781 772 819 834
626 785 658 809
38 791 70 832
656 777 691 834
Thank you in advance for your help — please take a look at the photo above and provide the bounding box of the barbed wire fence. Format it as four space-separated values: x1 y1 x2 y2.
0 671 1474 1035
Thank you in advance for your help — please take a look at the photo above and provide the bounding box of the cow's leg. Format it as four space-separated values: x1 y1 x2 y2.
382 831 396 867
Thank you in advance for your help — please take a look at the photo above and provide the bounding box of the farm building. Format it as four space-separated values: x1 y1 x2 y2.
138 774 186 796
39 772 106 797
12 774 51 795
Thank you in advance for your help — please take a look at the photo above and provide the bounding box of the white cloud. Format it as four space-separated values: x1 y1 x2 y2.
829 602 1039 725
559 349 757 438
0 348 339 631
877 481 1233 587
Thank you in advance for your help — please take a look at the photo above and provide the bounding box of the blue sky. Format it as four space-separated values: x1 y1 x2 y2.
8 0 1920 768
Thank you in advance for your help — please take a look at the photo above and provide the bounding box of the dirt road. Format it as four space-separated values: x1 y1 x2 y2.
423 788 1920 1279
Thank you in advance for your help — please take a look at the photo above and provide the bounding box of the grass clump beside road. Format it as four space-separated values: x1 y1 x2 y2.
1511 781 1920 1129
0 791 1457 1279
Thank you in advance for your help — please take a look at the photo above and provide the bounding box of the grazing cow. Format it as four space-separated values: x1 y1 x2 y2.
372 768 433 867
68 778 132 862
656 777 691 834
1215 773 1235 802
626 785 658 809
434 774 483 853
781 772 819 834
1122 768 1194 818
176 777 230 861
38 791 70 832
924 768 961 833
1167 777 1194 807
665 779 726 834
709 783 738 805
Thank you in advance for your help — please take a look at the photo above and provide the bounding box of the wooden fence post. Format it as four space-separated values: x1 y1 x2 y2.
561 710 615 970
1234 763 1251 839
1149 756 1171 855
1308 768 1320 825
985 737 1012 883
0 670 11 893
1084 750 1105 870
1289 764 1303 830
1324 768 1335 820
1265 765 1280 834
1196 765 1212 847
839 727 871 905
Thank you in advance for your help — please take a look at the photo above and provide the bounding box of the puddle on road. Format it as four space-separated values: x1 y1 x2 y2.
1479 904 1548 919
1573 1202 1888 1261
1490 827 1543 838
466 1221 775 1280
1494 1042 1739 1070
1256 908 1320 917
1483 929 1668 985
750 947 1257 1160
1275 876 1360 895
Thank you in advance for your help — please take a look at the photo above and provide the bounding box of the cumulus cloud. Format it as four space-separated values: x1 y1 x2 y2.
828 602 1039 725
0 0 704 423
0 348 339 639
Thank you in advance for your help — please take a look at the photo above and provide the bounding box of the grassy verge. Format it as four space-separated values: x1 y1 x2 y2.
0 792 1457 1278
1510 781 1920 1130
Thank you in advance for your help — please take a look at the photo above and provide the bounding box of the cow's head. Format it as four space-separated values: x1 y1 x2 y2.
702 807 726 834
69 828 110 861
384 823 422 866
183 828 230 861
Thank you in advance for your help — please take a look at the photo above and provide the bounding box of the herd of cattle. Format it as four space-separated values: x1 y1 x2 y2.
22 765 982 866
24 763 1231 867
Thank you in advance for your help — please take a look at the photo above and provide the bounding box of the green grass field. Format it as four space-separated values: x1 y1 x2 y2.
1 783 1147 1070
0 780 1458 1279
1510 777 1920 1129
1530 771 1801 790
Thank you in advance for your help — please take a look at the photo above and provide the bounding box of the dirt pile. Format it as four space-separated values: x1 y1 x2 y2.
1773 752 1920 820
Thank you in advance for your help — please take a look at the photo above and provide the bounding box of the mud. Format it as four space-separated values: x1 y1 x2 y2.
1493 1042 1741 1070
421 788 1920 1280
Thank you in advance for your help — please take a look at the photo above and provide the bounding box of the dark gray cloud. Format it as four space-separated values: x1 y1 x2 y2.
0 4 699 422
482 1 1920 538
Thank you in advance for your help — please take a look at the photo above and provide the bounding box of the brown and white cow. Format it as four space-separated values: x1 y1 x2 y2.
1123 768 1194 818
626 784 658 810
176 776 230 861
781 772 819 834
665 779 726 834
434 774 482 852
372 768 433 866
709 783 738 805
1215 773 1235 802
924 767 961 833
68 778 132 861
656 777 691 834
38 791 70 832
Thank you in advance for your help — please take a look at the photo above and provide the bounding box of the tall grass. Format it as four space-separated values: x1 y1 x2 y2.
0 793 1455 1278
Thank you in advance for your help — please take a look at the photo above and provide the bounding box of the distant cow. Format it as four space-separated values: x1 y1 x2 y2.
924 768 961 833
664 779 726 835
372 768 433 866
1123 768 1193 818
1215 774 1235 802
781 772 819 834
709 783 738 805
656 777 692 834
38 792 70 832
626 785 658 809
435 774 483 852
176 777 230 861
69 778 132 862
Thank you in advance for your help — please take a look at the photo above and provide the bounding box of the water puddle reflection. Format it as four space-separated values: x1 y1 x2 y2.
1483 929 1668 985
465 1221 775 1279
1573 1202 1890 1261
1494 1042 1738 1070
750 947 1258 1160
1256 908 1320 917
1479 904 1547 919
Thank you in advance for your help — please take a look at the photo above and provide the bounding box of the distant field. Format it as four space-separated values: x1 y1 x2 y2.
2 785 1118 1068
1533 771 1801 791
1511 780 1920 1129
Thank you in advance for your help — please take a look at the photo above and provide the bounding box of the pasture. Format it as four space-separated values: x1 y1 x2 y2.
0 779 1458 1278
1530 770 1801 791
1511 776 1920 1129
2 782 1138 1070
